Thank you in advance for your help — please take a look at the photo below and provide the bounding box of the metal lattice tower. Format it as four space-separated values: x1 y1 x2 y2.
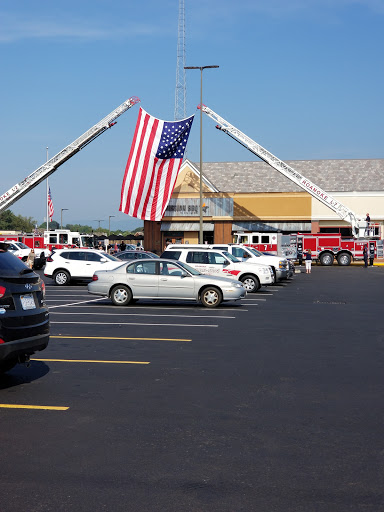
174 0 186 121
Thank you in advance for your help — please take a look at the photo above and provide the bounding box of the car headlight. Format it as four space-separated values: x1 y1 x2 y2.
261 268 270 274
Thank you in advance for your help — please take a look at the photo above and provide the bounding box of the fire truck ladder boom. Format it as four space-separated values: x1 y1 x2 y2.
0 96 140 213
200 104 365 237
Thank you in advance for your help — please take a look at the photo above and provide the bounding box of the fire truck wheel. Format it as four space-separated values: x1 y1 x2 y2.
53 270 71 286
337 252 352 266
240 274 260 293
319 253 334 266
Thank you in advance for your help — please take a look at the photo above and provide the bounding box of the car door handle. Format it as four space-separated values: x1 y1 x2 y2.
160 278 168 281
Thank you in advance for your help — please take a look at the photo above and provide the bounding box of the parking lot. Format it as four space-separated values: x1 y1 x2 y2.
1 265 383 511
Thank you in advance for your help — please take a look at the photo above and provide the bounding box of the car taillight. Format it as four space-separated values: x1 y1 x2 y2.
41 280 46 297
46 256 53 262
92 274 98 281
0 286 6 298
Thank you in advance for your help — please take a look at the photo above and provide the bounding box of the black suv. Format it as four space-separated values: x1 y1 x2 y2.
0 243 49 374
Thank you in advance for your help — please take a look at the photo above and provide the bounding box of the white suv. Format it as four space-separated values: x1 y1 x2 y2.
44 249 123 285
161 247 274 292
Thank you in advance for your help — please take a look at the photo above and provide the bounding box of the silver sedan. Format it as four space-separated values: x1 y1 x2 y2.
88 258 246 308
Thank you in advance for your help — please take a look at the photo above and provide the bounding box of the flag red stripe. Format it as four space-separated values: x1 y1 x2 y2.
161 159 178 215
149 159 167 220
125 112 150 215
119 108 143 212
132 118 159 218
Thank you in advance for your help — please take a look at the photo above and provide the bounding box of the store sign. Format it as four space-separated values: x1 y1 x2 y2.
164 198 233 217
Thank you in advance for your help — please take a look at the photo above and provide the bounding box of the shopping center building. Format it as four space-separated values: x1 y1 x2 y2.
144 158 384 254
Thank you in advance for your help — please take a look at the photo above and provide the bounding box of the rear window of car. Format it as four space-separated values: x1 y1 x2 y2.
161 250 181 260
0 250 33 276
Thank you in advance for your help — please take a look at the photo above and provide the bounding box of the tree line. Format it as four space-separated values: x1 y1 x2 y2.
0 210 143 235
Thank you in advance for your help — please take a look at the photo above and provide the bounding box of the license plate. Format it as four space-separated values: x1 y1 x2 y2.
20 294 36 310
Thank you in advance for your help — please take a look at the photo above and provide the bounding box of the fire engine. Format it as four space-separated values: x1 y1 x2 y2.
200 104 383 265
0 229 96 267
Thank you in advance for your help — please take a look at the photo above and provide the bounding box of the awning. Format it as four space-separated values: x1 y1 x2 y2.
161 222 215 232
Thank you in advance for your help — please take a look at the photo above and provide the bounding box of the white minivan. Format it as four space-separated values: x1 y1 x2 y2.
161 247 274 292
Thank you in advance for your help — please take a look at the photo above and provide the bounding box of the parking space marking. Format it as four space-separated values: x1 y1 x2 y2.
46 303 247 312
49 298 106 309
0 404 69 411
50 311 236 319
32 358 150 364
51 335 191 342
51 321 218 327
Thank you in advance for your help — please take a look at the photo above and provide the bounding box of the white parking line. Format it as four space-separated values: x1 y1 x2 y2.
50 311 236 319
49 298 106 309
51 321 218 327
47 303 247 311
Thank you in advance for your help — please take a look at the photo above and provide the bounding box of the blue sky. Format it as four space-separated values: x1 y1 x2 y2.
1 0 383 231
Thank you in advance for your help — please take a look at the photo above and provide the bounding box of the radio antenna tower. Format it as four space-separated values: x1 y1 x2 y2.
174 0 186 120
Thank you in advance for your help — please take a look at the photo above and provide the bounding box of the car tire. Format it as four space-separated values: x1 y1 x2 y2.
0 358 18 375
53 270 71 286
110 285 133 306
200 286 222 308
240 274 260 293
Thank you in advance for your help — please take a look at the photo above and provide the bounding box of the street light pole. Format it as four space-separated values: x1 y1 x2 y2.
108 215 115 235
184 65 219 244
60 208 68 229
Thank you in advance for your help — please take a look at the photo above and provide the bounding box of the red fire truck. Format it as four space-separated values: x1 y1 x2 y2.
0 230 96 267
233 231 382 266
201 104 383 266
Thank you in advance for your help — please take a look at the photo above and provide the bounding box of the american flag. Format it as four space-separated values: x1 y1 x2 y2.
119 108 194 221
48 186 54 221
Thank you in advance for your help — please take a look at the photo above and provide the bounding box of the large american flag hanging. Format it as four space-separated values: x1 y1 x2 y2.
48 186 54 221
119 108 194 221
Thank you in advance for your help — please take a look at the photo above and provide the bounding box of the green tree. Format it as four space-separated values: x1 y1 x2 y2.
39 220 60 230
0 210 37 232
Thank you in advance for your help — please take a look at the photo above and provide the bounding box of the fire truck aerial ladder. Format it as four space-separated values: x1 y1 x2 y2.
0 96 140 214
199 104 367 238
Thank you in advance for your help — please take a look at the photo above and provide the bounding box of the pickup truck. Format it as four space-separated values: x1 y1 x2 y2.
166 243 291 281
161 246 275 292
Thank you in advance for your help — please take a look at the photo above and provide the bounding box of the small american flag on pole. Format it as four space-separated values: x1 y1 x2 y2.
119 108 194 221
48 187 54 221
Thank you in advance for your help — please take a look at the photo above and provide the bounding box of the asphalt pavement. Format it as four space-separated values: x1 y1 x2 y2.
0 265 383 511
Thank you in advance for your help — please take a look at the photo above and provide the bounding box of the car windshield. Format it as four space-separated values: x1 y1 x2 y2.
177 261 202 275
247 247 263 257
81 235 95 248
222 251 240 263
16 242 29 249
101 253 121 261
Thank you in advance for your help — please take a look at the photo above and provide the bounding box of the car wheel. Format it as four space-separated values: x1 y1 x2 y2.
53 270 71 285
111 285 132 306
319 253 334 266
201 287 222 308
0 358 18 375
337 252 352 266
240 274 260 293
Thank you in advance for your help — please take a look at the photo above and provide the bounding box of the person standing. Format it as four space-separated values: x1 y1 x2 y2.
26 249 35 269
363 245 369 268
365 213 371 236
305 249 312 274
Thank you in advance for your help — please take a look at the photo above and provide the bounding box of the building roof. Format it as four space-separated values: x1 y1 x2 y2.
193 159 384 193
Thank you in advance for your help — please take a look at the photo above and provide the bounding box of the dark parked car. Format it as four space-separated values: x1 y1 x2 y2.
115 250 159 261
0 243 49 374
